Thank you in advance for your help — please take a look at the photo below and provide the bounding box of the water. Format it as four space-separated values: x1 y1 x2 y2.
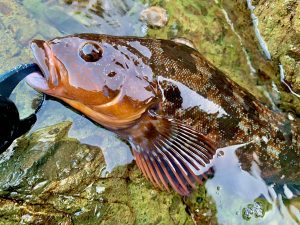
0 0 300 224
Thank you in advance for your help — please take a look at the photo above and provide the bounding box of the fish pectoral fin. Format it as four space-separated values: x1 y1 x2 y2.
128 111 216 196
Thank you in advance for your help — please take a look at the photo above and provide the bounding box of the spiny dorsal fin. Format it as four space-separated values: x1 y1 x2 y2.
128 111 216 196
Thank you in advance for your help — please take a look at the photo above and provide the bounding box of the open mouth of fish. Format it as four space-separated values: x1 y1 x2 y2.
26 40 63 93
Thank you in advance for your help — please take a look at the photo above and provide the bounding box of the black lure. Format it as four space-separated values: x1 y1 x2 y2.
0 63 43 153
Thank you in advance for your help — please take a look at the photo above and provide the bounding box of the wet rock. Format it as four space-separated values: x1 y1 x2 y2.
0 198 72 225
222 0 300 115
0 0 61 73
140 6 168 28
0 2 12 15
32 0 146 36
183 185 217 225
248 0 300 111
143 0 270 104
0 121 196 224
128 164 194 225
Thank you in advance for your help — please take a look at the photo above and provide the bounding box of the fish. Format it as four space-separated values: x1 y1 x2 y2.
25 34 300 195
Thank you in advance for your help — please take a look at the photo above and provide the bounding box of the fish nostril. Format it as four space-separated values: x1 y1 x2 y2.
107 72 117 78
30 39 45 50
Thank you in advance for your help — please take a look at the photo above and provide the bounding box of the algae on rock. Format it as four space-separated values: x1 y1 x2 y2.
237 0 300 115
142 0 270 103
0 122 197 224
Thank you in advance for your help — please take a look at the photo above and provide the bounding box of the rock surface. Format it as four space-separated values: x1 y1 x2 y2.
251 0 300 91
140 6 168 28
0 122 194 224
222 0 300 115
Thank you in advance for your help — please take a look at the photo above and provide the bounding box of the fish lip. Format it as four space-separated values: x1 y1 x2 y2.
30 40 50 80
26 40 61 92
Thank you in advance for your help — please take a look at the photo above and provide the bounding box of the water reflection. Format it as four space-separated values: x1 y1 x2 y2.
207 144 298 224
158 76 228 118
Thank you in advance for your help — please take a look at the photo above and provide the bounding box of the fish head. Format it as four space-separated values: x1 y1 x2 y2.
26 34 158 129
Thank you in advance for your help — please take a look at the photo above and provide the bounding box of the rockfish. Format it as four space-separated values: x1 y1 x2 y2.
26 34 300 195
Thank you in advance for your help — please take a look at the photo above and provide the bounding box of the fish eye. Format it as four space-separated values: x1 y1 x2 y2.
79 42 103 62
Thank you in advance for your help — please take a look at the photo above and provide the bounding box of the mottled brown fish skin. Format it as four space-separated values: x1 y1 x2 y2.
141 38 300 179
138 38 300 178
26 34 300 189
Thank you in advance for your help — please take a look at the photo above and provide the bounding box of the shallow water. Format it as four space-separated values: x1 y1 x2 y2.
0 0 300 224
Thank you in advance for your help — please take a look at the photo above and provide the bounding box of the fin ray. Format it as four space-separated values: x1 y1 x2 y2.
156 139 196 188
128 112 216 195
153 141 190 194
148 151 170 191
173 125 215 157
172 121 215 153
157 138 202 187
158 129 205 169
152 143 189 195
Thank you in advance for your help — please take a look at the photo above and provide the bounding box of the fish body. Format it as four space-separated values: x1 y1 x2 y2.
26 34 300 195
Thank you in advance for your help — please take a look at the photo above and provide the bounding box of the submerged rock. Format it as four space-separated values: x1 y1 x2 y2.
0 0 61 74
140 6 168 28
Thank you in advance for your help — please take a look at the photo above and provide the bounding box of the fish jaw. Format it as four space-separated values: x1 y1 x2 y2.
26 40 62 94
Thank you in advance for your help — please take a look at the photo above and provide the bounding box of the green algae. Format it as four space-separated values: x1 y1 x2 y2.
183 185 217 225
0 122 194 224
141 0 272 103
128 165 194 225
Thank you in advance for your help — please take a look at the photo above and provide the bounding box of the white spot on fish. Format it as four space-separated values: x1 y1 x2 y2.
262 136 269 143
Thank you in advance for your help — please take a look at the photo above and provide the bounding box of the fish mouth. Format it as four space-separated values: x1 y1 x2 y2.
26 40 61 93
